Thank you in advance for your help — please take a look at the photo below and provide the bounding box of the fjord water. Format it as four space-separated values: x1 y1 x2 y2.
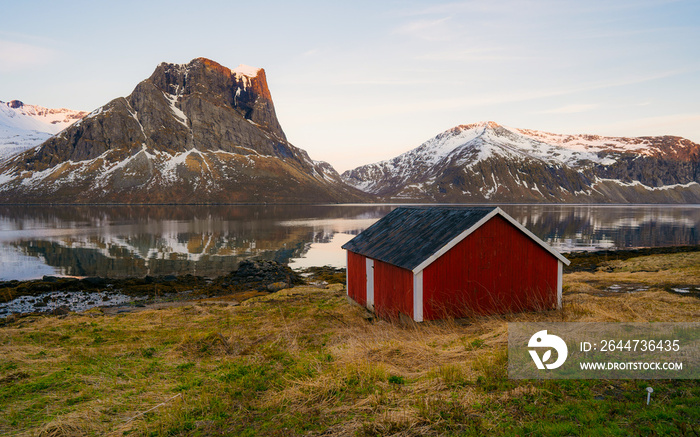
0 204 698 281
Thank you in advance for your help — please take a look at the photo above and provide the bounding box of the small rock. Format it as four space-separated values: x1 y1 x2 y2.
51 306 71 316
267 282 288 292
82 277 107 287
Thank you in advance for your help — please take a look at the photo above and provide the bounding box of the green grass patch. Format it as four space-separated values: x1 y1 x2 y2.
1 267 699 436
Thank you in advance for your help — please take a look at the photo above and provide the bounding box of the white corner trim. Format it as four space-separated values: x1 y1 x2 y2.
412 208 500 274
557 260 563 309
413 271 423 322
366 258 374 310
345 250 349 295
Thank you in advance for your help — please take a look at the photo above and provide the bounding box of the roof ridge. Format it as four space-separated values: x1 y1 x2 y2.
342 206 569 271
398 205 497 209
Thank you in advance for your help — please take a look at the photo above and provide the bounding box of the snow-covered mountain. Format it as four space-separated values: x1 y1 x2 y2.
342 121 700 203
0 100 87 162
0 58 367 204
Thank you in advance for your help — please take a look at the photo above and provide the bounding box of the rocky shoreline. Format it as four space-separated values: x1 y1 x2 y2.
0 260 345 319
2 246 698 320
563 245 700 272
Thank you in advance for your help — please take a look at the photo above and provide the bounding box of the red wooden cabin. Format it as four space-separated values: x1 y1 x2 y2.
342 206 570 321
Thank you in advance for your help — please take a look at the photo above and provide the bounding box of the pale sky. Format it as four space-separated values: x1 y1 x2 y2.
2 0 699 172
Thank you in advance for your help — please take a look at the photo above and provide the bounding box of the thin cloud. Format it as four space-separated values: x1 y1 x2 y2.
586 113 700 141
302 48 320 57
399 0 688 25
0 40 59 72
286 69 690 126
336 79 433 86
572 68 692 93
393 16 454 41
400 1 543 16
537 104 599 114
415 47 534 62
0 30 68 47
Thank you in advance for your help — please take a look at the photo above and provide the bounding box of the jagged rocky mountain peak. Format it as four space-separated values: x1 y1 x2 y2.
131 57 282 139
0 58 365 203
149 58 270 99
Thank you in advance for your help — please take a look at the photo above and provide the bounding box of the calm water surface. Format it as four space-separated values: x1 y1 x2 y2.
0 204 698 281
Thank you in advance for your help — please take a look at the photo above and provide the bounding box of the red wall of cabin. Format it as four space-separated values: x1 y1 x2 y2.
422 215 558 320
347 251 367 306
373 259 414 319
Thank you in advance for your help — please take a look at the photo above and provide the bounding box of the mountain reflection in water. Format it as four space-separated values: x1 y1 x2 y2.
0 204 697 281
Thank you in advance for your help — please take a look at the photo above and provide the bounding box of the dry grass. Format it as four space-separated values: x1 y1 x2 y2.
1 251 699 436
37 409 99 437
566 251 700 293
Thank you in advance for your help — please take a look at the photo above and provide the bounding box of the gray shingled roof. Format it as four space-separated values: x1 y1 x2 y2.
342 206 497 271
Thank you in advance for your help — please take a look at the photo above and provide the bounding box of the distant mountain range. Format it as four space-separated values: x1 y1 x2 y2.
0 58 366 203
1 60 698 204
0 100 87 162
342 121 700 203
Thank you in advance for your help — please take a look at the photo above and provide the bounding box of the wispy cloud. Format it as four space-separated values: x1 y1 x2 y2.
403 0 687 16
302 48 320 57
573 68 692 93
537 104 599 114
585 113 700 141
415 47 533 62
0 30 67 47
336 79 434 86
0 40 59 72
400 1 542 17
286 68 690 127
393 16 454 41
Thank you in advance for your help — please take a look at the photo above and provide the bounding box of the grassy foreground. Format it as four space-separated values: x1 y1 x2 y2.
1 252 699 436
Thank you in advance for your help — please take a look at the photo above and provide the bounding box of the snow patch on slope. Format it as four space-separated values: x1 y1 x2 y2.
515 128 659 155
163 92 188 127
233 64 261 77
0 101 86 161
595 178 700 191
0 101 85 134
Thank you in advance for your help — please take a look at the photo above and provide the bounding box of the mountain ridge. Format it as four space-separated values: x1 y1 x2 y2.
0 58 367 204
341 121 700 203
